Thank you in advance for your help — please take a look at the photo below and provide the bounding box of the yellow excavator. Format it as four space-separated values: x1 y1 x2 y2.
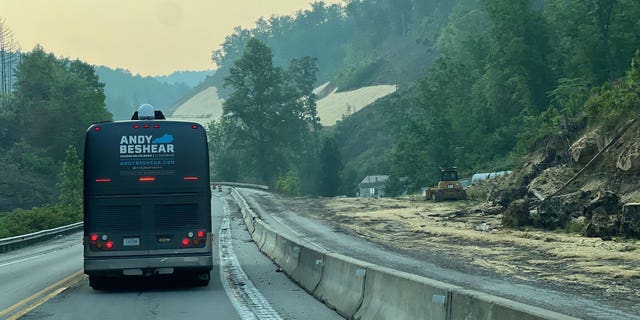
425 167 467 201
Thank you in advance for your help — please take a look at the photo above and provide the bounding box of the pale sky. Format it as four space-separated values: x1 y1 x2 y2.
1 0 342 76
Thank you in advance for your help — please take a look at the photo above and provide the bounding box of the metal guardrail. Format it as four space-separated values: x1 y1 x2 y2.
211 182 269 190
0 222 83 253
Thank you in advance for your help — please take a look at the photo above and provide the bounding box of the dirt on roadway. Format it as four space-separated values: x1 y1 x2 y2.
276 195 640 315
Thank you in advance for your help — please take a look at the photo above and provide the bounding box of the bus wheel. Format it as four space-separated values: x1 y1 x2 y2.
89 275 108 290
193 272 210 287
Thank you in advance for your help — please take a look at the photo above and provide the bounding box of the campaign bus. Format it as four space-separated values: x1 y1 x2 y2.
83 105 212 289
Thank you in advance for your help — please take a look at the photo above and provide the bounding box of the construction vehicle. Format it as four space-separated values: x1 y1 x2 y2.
425 167 467 201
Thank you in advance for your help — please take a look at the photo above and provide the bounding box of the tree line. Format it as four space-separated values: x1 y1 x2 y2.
208 38 341 196
0 34 111 237
209 0 640 196
388 0 640 191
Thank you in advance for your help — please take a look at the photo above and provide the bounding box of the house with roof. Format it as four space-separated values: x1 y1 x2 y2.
358 175 389 198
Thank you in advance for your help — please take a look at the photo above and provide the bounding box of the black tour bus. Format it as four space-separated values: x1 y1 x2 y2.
83 106 212 289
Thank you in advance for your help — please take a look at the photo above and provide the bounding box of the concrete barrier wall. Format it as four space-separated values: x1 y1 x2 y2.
313 253 375 319
260 223 278 257
231 188 256 234
450 289 578 320
252 219 268 249
231 188 581 320
290 245 325 294
272 234 299 274
243 213 255 234
353 265 454 320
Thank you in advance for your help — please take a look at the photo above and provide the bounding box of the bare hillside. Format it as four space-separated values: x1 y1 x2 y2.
315 82 397 126
169 82 397 127
169 86 224 125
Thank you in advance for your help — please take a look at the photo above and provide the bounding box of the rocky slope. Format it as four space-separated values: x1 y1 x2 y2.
495 117 640 239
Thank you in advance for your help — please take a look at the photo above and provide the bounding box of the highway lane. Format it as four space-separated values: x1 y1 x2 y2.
238 187 640 320
1 189 342 319
0 230 82 317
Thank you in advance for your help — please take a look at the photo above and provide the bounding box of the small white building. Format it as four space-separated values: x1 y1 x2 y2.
358 175 389 198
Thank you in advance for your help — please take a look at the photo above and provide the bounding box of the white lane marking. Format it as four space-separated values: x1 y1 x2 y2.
219 199 282 320
0 243 81 268
0 255 43 268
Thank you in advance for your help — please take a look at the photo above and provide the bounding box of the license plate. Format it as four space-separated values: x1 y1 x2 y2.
447 184 454 189
123 237 140 246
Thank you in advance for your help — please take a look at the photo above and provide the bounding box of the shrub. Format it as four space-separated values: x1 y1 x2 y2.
276 171 301 196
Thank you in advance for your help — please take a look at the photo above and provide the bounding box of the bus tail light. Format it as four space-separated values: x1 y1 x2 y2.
90 233 99 242
94 126 102 132
105 241 114 249
197 230 205 238
182 238 190 247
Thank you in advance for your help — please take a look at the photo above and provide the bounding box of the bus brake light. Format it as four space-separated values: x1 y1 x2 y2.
105 241 114 249
90 234 99 242
96 178 111 183
182 238 190 247
139 176 156 182
197 230 205 238
183 176 198 181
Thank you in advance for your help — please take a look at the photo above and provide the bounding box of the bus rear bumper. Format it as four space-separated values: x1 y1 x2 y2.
84 254 213 276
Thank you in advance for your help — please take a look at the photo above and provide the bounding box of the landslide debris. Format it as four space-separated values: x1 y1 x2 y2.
494 117 640 239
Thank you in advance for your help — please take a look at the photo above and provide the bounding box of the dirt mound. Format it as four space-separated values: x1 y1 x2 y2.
496 118 640 239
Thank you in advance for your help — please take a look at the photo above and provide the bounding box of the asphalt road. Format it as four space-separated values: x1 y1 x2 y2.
237 188 640 320
0 188 342 320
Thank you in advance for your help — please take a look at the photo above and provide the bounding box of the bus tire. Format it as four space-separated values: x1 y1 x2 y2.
89 275 108 290
193 271 210 287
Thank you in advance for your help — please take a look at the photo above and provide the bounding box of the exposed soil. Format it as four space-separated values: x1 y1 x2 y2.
272 194 640 316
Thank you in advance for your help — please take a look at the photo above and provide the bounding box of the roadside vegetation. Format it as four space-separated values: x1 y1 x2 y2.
208 0 640 197
209 0 640 239
3 0 640 239
0 30 110 237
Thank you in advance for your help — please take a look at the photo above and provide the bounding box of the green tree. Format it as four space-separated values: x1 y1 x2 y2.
222 38 318 186
10 46 111 160
317 137 342 197
276 170 301 196
57 145 82 221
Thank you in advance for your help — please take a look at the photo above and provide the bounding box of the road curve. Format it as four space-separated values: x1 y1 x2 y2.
237 187 640 320
0 189 342 320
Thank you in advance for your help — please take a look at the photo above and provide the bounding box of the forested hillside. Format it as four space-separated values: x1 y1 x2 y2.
209 0 640 198
209 0 452 98
0 46 111 237
2 0 640 237
153 70 215 87
95 66 193 120
387 0 640 191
